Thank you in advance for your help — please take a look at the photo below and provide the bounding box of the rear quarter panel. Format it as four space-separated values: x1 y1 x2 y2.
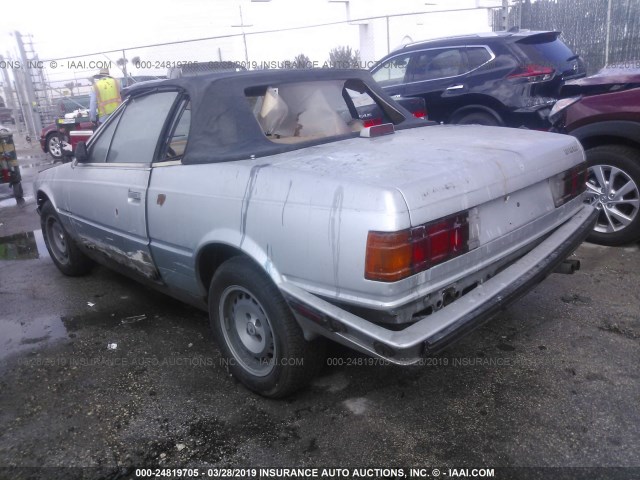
146 160 411 302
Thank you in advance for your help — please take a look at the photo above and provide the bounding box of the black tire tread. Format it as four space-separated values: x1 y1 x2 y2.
41 201 94 276
454 111 499 126
209 256 325 398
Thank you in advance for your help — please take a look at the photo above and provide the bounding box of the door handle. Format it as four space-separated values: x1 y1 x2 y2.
446 84 465 91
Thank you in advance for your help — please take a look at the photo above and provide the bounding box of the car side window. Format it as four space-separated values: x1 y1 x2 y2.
87 112 121 163
466 47 492 70
163 100 191 160
410 48 466 81
371 55 411 87
106 91 179 164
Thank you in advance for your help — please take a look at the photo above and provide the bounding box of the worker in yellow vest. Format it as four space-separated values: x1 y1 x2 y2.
89 68 122 125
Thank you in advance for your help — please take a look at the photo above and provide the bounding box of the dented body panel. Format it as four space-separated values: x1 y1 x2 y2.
34 70 596 364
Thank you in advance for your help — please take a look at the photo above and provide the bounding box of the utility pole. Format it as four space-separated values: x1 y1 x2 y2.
517 0 522 29
0 55 20 130
121 49 129 79
604 0 613 66
231 5 252 65
14 31 42 135
502 0 509 31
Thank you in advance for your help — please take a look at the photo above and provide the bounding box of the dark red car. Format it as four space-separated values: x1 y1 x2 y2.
39 95 92 160
40 120 94 161
549 69 640 245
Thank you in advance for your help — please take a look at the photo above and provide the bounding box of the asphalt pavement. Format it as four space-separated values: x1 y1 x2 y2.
0 136 639 479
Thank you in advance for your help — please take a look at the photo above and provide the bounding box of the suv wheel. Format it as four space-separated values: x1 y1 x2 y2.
454 111 499 126
47 133 63 161
584 145 640 246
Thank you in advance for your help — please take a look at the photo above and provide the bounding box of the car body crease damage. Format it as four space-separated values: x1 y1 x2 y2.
329 186 344 294
240 163 270 245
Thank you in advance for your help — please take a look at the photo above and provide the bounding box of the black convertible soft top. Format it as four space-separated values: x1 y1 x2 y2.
122 68 423 164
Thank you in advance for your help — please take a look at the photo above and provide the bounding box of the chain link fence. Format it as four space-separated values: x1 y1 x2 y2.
495 0 640 74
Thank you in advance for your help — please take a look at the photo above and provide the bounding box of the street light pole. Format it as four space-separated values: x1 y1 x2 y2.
232 5 253 65
502 0 509 31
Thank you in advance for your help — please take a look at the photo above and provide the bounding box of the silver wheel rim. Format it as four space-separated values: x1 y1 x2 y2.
219 286 276 377
46 216 69 265
585 164 640 234
49 136 62 158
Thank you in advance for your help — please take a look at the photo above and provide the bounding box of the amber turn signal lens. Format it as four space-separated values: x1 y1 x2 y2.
365 230 413 282
365 212 471 282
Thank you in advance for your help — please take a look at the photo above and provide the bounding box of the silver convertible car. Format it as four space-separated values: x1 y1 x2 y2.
34 69 597 397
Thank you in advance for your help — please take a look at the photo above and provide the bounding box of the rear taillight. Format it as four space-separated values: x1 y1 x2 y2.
508 64 555 82
549 163 588 207
412 110 427 120
365 211 471 282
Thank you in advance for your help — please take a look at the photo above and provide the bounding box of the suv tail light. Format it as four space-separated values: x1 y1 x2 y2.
363 118 383 128
508 64 555 82
365 211 472 282
412 110 427 120
549 163 588 207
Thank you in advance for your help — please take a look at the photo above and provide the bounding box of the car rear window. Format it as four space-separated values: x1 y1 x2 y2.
58 96 90 114
516 36 576 69
246 80 376 144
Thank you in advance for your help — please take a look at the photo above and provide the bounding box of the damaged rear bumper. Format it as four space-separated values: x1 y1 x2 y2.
281 205 598 365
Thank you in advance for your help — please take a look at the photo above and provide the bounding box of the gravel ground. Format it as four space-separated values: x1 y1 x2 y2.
0 141 639 480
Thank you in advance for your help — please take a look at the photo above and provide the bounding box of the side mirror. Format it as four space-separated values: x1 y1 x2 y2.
75 141 88 163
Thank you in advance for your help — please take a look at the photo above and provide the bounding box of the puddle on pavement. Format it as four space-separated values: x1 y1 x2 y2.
0 314 68 360
0 229 50 261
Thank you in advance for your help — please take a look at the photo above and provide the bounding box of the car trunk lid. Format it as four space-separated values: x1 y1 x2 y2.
267 124 584 228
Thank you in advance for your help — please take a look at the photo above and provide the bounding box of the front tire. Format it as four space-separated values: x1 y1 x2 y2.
40 201 94 275
209 257 325 398
584 145 640 246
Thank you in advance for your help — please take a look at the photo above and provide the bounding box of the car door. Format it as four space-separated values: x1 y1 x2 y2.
66 90 180 281
403 47 470 121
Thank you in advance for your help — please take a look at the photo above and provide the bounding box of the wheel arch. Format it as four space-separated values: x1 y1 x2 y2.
36 189 53 213
572 121 640 153
195 237 283 300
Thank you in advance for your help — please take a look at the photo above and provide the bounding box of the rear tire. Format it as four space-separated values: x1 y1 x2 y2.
454 111 500 126
584 145 640 246
209 257 325 398
40 201 94 275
